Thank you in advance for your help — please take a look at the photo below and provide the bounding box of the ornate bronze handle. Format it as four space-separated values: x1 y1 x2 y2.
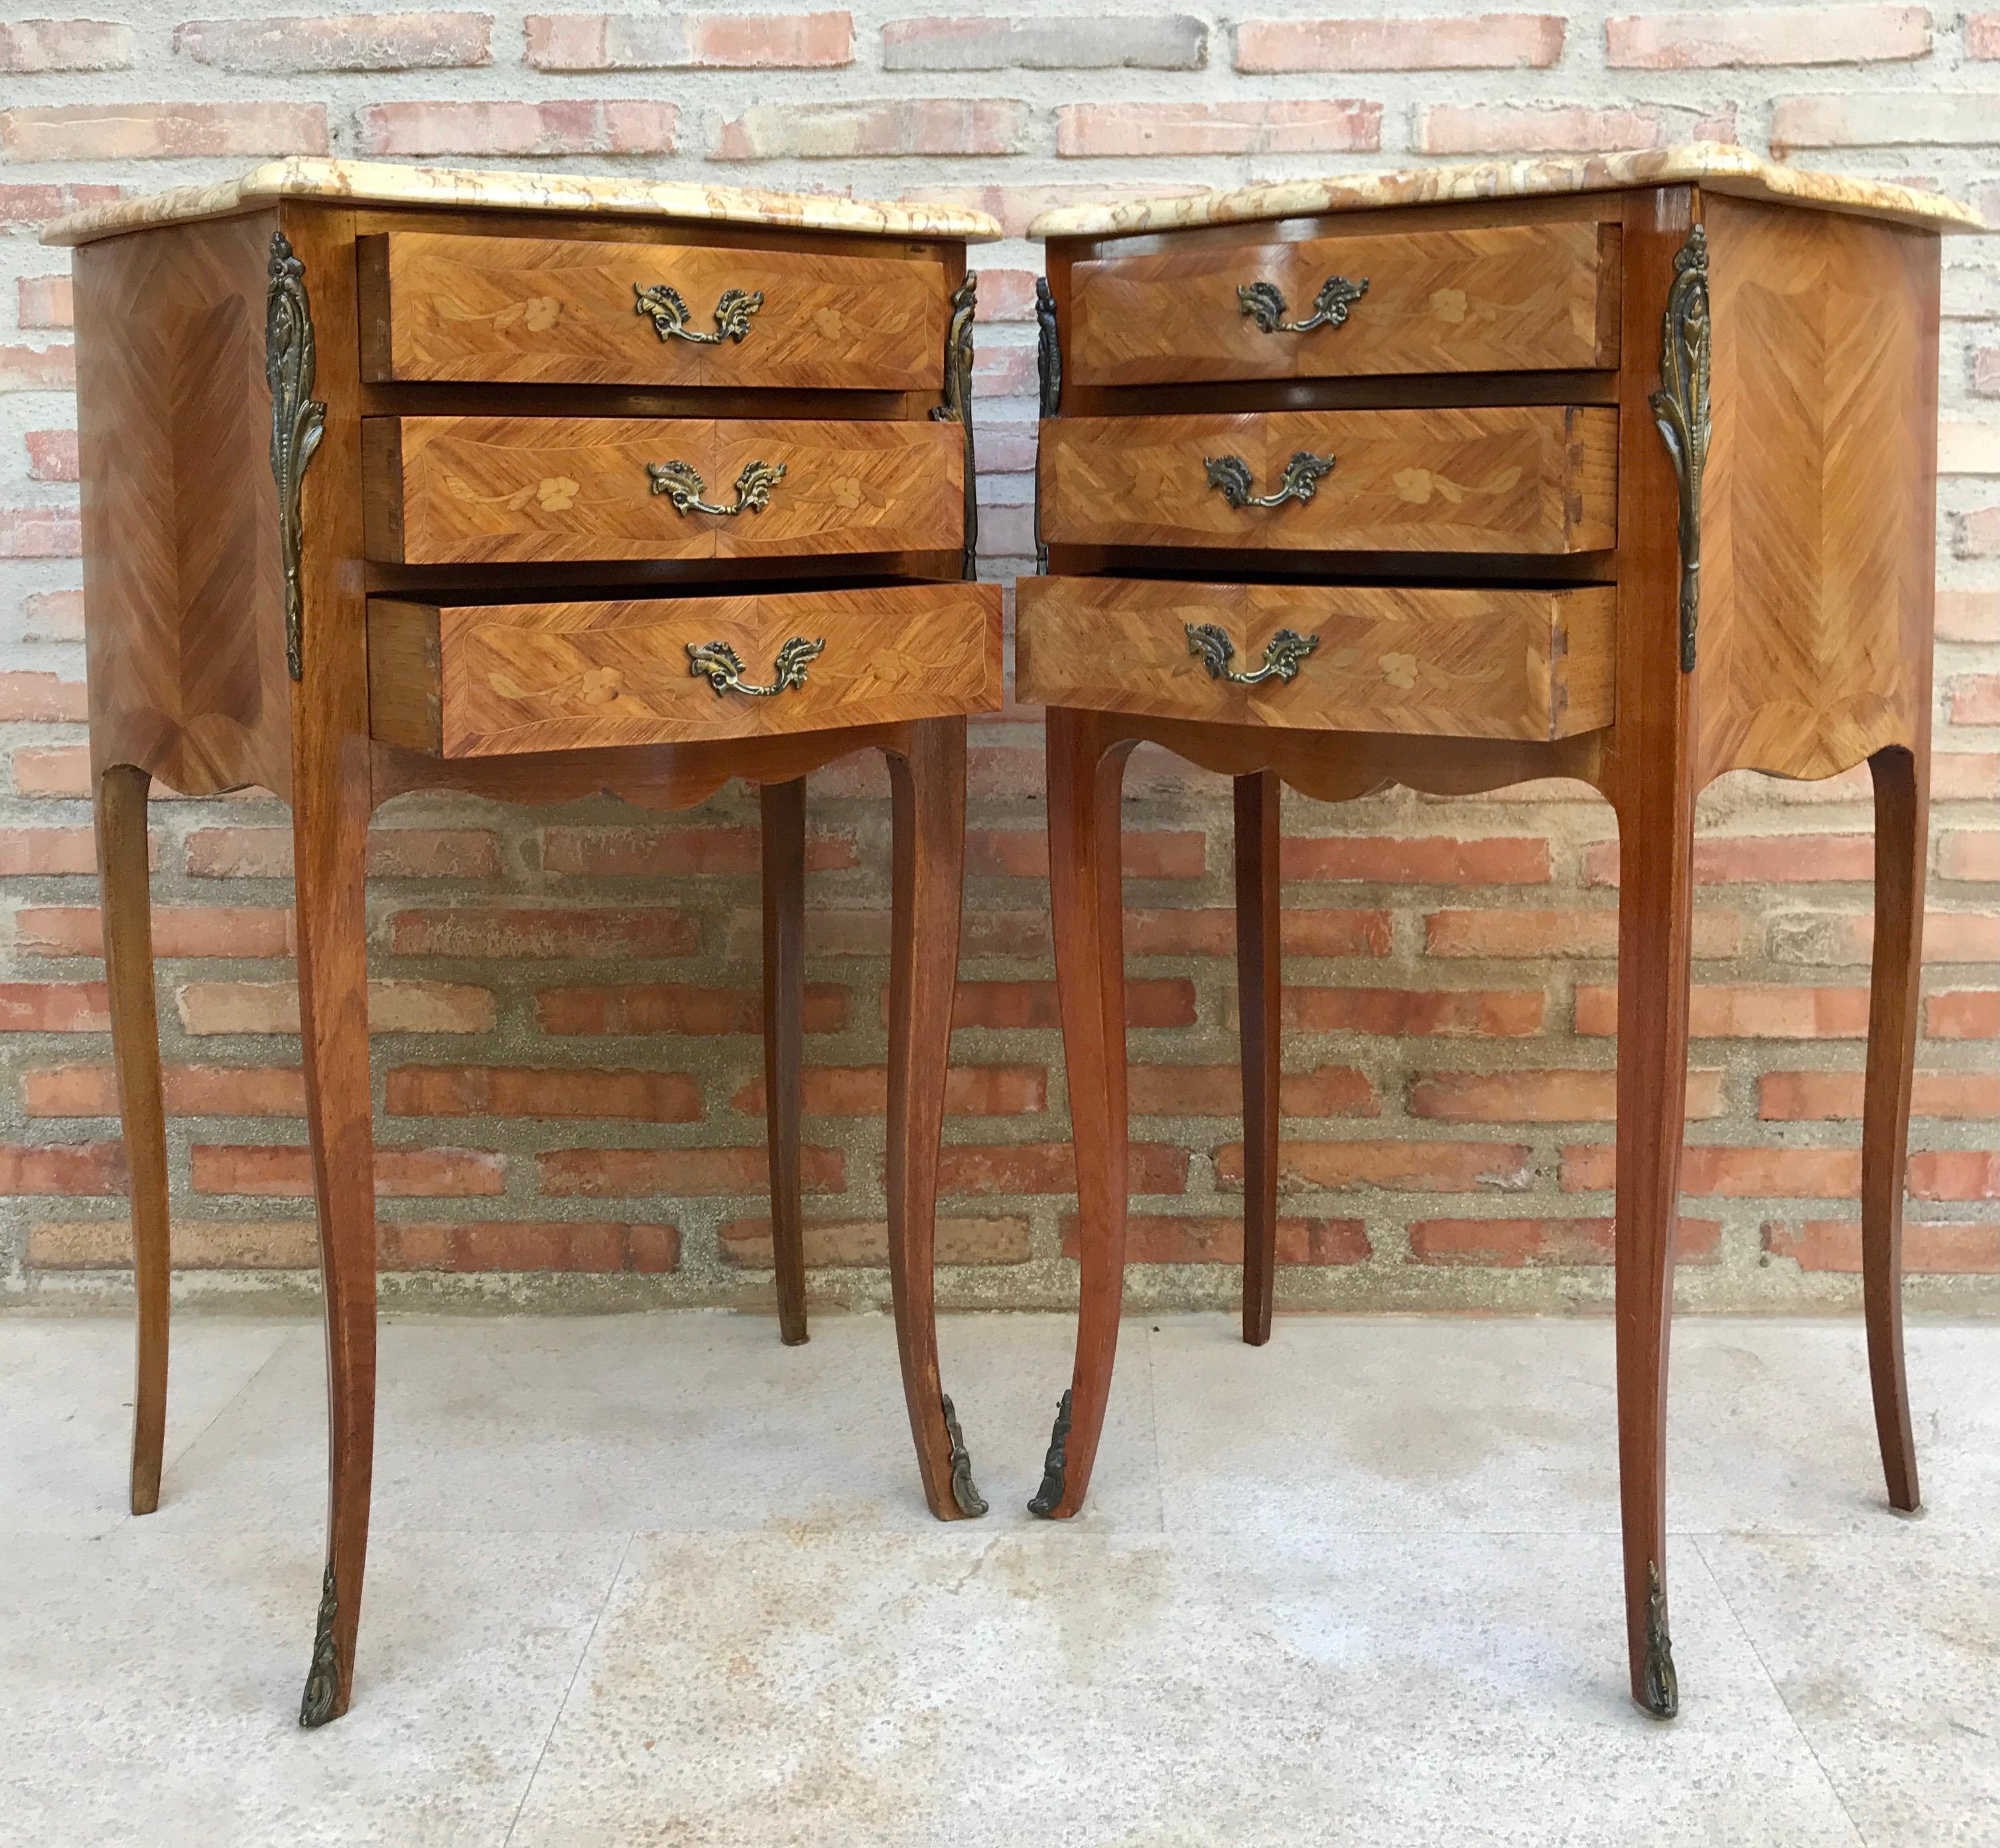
633 282 762 344
1238 274 1367 335
647 458 786 517
1185 624 1319 687
687 635 825 698
1204 450 1335 510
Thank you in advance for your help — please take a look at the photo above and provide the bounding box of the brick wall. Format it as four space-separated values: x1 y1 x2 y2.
0 2 1993 1315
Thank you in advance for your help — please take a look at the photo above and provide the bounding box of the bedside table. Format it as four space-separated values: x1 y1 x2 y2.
46 159 1002 1725
1016 147 1981 1717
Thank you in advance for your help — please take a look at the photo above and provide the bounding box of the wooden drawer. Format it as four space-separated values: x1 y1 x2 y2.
1015 575 1614 741
1041 407 1615 555
369 581 1002 758
364 416 963 565
1067 221 1620 387
359 232 947 391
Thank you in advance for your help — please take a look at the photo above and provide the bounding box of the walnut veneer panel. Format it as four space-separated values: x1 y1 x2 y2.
1696 194 1938 783
359 232 947 391
364 415 964 565
1069 221 1621 386
369 582 1002 756
1016 575 1613 740
76 210 293 798
1040 406 1617 555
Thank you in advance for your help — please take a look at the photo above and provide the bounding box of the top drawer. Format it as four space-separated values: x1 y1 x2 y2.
1067 220 1621 387
360 231 949 391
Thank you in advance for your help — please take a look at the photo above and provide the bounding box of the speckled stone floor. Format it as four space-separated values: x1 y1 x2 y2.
2 1311 1995 1847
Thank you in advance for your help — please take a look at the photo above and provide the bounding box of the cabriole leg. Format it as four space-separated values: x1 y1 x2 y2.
761 776 809 1347
1234 770 1282 1347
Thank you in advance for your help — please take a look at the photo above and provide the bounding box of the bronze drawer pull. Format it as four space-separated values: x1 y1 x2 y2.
633 282 763 345
1185 623 1319 687
1204 450 1335 510
1238 274 1368 336
687 635 825 698
647 458 786 517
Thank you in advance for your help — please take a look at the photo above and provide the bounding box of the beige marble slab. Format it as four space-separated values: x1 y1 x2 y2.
1029 143 1984 240
41 155 1002 248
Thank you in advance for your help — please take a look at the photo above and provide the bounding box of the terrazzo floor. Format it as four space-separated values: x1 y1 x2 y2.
2 1309 1995 1847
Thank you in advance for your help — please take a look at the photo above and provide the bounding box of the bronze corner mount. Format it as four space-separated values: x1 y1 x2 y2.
930 272 979 580
1649 223 1710 675
265 230 326 685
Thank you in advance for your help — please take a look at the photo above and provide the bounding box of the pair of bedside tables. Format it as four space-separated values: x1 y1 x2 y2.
51 147 1975 1725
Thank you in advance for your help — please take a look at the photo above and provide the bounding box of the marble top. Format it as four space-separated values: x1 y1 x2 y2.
41 157 1002 247
1029 145 1984 239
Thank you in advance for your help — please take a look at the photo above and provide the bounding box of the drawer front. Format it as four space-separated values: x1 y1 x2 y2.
364 416 964 565
1068 221 1620 386
1041 407 1616 555
1016 576 1614 742
369 582 1003 758
360 232 947 391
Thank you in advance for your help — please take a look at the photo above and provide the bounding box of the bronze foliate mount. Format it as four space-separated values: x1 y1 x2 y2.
929 273 978 580
265 231 326 683
941 1394 988 1518
1033 275 1060 573
299 1561 342 1728
633 282 764 345
1649 224 1710 675
1238 273 1368 336
1026 1388 1073 1517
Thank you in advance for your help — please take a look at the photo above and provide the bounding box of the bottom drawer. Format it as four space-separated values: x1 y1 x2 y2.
369 581 1002 758
1016 576 1614 742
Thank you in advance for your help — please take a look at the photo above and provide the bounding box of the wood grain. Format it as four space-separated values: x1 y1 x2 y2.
1016 575 1615 740
360 230 946 391
762 776 809 1348
1069 220 1621 386
1040 407 1616 555
369 582 1002 756
365 415 964 566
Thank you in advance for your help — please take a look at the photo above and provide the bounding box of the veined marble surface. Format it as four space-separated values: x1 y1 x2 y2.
40 155 1002 248
1030 143 1985 239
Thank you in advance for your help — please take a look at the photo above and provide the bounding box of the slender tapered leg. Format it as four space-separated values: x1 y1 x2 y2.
1234 771 1282 1347
1863 742 1926 1513
1031 708 1135 1519
884 719 984 1519
292 744 378 1727
761 777 809 1347
1612 773 1696 1719
96 763 170 1516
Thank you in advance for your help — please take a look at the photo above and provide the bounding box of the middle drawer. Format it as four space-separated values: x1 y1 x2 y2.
364 416 964 566
1041 406 1616 555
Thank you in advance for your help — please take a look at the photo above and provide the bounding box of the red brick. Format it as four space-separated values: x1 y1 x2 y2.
0 1142 126 1194
537 983 846 1035
381 1220 679 1272
730 1063 1045 1117
1575 983 1871 1038
1561 1144 1861 1197
716 99 1028 159
0 506 79 558
0 19 133 70
939 1141 1187 1195
0 670 85 720
539 1144 843 1197
1765 1217 1998 1274
1122 906 1390 957
15 905 292 959
1910 1152 2000 1201
1425 907 1741 958
541 823 854 874
186 825 500 878
1937 590 2000 641
0 826 96 874
1958 507 2000 559
1938 832 1999 882
386 1065 702 1122
1758 1069 2000 1121
967 827 1203 879
1287 987 1545 1036
1416 102 1728 155
1285 834 1550 883
0 984 109 1032
1408 1215 1720 1266
358 99 676 157
1767 907 1997 966
1215 1138 1534 1192
20 588 84 641
720 1214 1028 1266
0 183 123 231
174 12 491 71
25 430 77 482
528 11 852 68
191 1144 504 1198
28 1219 316 1269
1056 99 1381 157
1972 13 2000 56
1583 833 1877 886
884 15 1206 70
0 103 328 160
951 978 1195 1031
176 980 494 1036
0 344 75 391
1236 13 1563 70
1410 1067 1725 1123
1128 1063 1379 1119
1062 1213 1370 1265
1772 94 1997 151
25 1063 307 1118
387 906 697 958
1925 991 1998 1039
1947 674 1999 726
1607 6 1929 66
